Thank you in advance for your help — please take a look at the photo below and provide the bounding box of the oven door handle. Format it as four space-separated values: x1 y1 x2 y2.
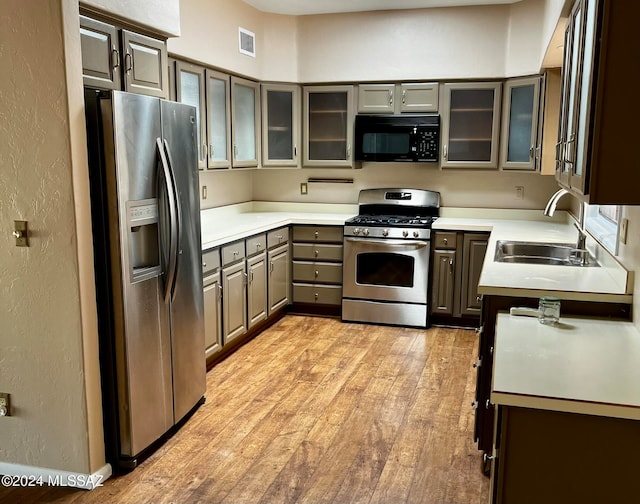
345 237 428 249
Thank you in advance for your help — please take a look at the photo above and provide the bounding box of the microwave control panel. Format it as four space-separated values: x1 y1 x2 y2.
415 130 439 162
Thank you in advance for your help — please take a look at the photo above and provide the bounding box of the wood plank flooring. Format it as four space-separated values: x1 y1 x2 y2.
1 315 489 504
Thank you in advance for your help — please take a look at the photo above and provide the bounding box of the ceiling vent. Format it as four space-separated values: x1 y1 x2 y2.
239 28 256 57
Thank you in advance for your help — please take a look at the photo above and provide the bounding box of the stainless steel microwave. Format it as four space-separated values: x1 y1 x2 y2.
354 114 440 162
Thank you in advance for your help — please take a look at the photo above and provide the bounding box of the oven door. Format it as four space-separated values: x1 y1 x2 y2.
343 237 429 304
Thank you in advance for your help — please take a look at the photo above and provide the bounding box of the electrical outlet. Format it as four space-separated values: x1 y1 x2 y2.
515 186 524 200
0 392 11 417
300 182 308 195
202 185 207 200
620 218 628 245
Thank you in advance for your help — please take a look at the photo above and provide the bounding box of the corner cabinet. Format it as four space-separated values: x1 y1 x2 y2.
556 0 640 204
303 85 358 168
231 76 261 168
440 82 501 169
499 76 541 171
267 228 291 314
79 15 168 98
261 83 301 168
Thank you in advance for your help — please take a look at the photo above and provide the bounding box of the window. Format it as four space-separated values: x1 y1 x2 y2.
584 203 621 255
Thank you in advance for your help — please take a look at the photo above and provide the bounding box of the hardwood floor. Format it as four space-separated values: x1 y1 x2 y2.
1 315 489 504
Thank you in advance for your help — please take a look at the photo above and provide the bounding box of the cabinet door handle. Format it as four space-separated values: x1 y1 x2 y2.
443 144 448 160
449 258 454 273
346 144 351 158
472 359 482 369
243 271 248 285
402 89 406 104
485 399 491 409
471 400 478 409
476 295 482 303
483 453 496 463
203 144 208 159
233 144 238 158
529 146 534 159
293 145 297 158
388 89 393 106
124 52 132 73
270 261 274 273
217 283 223 299
111 48 120 69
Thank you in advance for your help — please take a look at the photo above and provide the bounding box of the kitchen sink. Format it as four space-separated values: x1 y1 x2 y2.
494 240 599 267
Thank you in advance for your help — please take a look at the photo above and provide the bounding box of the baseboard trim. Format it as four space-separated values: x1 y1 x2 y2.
0 461 112 490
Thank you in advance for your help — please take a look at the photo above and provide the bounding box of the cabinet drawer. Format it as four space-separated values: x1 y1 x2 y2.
292 243 343 262
246 234 266 257
292 261 343 284
293 225 343 243
433 232 457 249
293 284 342 305
267 227 289 248
202 248 220 276
221 241 246 266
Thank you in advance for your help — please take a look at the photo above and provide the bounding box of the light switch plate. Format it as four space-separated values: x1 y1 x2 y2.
300 183 308 195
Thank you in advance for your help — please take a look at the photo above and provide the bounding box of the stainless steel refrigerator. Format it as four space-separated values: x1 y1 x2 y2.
85 89 205 469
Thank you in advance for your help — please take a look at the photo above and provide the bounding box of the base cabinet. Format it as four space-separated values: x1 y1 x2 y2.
430 231 488 324
268 243 290 314
222 258 247 345
202 249 222 360
291 225 343 315
490 406 640 504
247 251 268 329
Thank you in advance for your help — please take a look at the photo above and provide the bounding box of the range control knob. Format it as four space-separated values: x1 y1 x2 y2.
382 229 389 237
353 228 360 235
363 228 370 236
413 231 420 238
402 230 409 238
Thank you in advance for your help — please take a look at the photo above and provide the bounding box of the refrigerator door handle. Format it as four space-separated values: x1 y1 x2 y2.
163 139 183 301
156 138 179 304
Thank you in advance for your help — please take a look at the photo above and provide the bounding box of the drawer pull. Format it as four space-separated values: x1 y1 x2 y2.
315 231 319 238
314 250 319 258
202 262 207 268
314 270 319 278
233 250 239 256
443 238 448 245
314 292 319 300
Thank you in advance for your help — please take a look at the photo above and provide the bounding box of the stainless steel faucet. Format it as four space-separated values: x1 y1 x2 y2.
543 188 570 217
573 223 589 265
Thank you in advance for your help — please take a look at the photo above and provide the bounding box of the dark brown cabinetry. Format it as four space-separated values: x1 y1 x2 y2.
555 0 640 203
79 14 168 98
430 231 488 325
474 296 631 470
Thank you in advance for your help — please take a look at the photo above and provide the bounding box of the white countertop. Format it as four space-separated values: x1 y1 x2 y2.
200 203 631 303
200 203 355 249
492 313 640 420
434 216 632 303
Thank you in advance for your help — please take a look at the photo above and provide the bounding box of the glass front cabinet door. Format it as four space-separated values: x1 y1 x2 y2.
261 83 301 168
175 61 207 170
206 69 232 169
500 76 541 170
231 76 261 168
303 85 356 168
440 82 502 169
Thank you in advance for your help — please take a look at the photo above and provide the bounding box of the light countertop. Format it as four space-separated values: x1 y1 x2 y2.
200 203 631 303
434 216 632 303
492 313 640 420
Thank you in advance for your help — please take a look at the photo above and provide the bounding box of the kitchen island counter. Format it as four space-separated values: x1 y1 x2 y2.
492 312 640 420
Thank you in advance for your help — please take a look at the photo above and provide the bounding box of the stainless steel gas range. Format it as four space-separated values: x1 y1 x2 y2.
342 188 440 328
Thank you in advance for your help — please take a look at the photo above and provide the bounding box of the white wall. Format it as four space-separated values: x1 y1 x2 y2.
253 166 561 209
297 5 510 82
168 0 298 82
505 0 545 76
80 0 181 36
0 0 103 474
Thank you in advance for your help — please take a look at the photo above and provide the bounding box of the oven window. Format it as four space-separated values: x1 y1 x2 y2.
362 133 410 155
356 253 414 287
